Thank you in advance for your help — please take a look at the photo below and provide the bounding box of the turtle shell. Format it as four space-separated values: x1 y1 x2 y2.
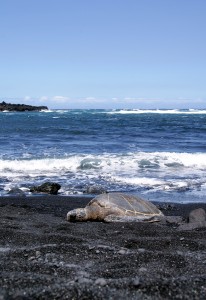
89 192 163 216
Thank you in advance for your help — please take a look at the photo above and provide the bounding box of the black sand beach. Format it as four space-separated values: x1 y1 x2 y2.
0 196 206 299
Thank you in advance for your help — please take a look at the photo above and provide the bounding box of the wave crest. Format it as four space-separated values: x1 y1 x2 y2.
1 152 206 196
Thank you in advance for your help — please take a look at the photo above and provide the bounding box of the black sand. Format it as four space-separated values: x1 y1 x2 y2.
0 196 206 299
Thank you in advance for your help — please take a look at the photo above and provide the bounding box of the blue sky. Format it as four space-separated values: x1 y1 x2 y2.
0 0 206 109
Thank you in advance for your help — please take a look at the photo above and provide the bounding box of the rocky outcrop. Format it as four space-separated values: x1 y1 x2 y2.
83 185 107 194
178 208 206 230
7 188 26 197
30 182 61 195
0 101 48 112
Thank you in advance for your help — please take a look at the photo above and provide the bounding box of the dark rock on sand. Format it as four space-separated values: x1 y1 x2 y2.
178 208 206 231
7 188 26 197
0 101 48 112
83 185 107 194
30 182 61 195
189 207 206 222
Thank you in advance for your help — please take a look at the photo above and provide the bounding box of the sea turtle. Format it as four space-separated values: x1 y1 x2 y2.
67 193 165 222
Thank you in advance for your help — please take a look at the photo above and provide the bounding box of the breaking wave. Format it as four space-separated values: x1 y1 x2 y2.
108 109 206 115
1 152 206 197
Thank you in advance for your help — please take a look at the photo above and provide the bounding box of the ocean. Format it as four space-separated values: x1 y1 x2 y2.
1 108 206 203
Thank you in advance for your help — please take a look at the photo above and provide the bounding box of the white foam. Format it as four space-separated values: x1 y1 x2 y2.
112 176 165 187
1 152 206 175
111 174 206 192
107 109 206 115
40 109 54 113
55 109 70 113
1 152 206 194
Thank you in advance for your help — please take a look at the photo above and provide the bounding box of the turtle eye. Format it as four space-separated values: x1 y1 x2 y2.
76 212 85 221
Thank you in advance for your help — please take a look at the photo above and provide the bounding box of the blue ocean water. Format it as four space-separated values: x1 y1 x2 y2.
1 108 206 202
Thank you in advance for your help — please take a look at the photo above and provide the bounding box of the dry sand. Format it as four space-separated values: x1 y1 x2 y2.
0 196 206 299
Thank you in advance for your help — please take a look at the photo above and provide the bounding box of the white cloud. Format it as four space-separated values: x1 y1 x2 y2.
18 95 206 109
124 97 158 103
24 96 32 102
85 97 96 101
72 97 106 104
52 96 70 103
39 96 49 102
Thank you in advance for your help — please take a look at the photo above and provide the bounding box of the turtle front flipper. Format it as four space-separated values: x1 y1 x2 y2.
104 214 164 223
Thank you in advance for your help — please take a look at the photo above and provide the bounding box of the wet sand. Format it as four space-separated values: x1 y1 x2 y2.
0 196 206 299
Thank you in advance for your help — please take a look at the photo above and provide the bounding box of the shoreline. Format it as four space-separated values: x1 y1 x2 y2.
0 195 206 299
1 194 206 217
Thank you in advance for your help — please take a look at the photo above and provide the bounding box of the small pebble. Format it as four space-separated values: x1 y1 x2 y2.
132 277 140 286
28 256 36 261
78 271 89 277
76 277 93 284
118 249 127 255
95 278 107 286
138 248 145 253
88 245 95 250
139 267 147 272
35 251 41 258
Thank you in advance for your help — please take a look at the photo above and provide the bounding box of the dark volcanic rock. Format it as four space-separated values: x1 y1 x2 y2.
30 182 61 195
7 188 26 197
83 185 107 194
0 101 48 112
189 208 206 223
178 208 206 231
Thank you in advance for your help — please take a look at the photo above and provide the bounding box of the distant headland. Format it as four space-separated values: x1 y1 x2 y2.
0 101 48 112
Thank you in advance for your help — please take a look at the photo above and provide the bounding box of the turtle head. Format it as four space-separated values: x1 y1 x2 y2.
67 208 87 222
